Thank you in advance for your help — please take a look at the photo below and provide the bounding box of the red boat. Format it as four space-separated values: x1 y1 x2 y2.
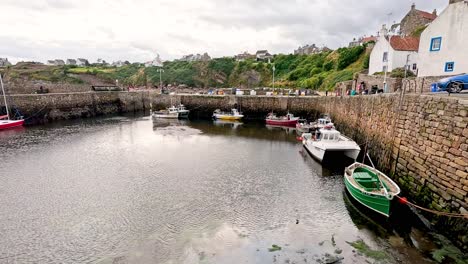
1 75 25 130
265 112 300 127
0 116 25 130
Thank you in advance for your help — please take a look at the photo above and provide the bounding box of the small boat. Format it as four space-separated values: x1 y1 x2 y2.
311 116 334 130
344 162 401 217
152 106 179 119
265 112 299 127
0 75 24 130
212 109 244 120
302 125 360 162
296 119 313 133
176 104 190 118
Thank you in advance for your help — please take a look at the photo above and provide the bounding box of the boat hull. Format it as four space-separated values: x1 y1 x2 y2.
213 114 243 121
303 143 360 162
344 174 391 217
152 113 179 119
178 110 190 118
0 119 25 130
266 119 298 127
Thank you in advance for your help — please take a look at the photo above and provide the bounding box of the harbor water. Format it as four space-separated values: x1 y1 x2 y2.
0 115 443 263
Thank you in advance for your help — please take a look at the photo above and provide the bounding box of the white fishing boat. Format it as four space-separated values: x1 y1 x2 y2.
0 74 24 130
177 104 190 118
152 106 179 119
302 125 360 162
212 109 244 120
297 114 333 133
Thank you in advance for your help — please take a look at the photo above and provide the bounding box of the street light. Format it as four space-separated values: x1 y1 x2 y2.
157 68 164 89
404 54 411 79
272 64 276 90
383 13 392 93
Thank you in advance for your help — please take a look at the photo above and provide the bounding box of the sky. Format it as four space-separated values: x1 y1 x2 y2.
0 0 447 64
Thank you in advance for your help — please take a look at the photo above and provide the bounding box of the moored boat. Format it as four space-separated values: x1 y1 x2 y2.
212 109 244 120
296 119 312 133
177 104 190 118
302 126 360 162
344 162 401 217
265 112 299 127
152 106 179 119
0 75 24 130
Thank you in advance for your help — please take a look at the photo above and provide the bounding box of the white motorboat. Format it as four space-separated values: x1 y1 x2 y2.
302 126 360 162
152 106 179 119
177 104 190 118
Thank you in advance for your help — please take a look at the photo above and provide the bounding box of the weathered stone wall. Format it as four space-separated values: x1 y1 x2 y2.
4 80 91 94
356 73 402 92
402 75 453 93
4 91 158 124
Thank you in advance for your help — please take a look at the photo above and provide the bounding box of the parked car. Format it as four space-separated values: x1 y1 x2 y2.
436 74 468 93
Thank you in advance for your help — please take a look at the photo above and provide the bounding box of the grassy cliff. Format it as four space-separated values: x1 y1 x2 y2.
2 45 370 91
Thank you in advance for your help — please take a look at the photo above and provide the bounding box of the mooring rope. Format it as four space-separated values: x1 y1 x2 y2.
396 195 468 219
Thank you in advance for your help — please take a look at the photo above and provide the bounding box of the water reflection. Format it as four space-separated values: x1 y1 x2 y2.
213 119 243 129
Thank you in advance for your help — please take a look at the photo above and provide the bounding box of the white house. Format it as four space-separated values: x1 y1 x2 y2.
77 58 89 66
256 50 273 62
369 25 419 75
417 0 468 77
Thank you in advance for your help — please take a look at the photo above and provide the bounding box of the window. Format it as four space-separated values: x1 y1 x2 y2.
382 52 388 62
412 63 417 70
445 62 454 72
430 37 442 51
382 66 388 72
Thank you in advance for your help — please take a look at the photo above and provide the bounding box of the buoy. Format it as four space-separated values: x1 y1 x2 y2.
398 196 408 205
297 136 303 141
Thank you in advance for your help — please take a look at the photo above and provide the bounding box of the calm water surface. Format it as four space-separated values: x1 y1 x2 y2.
0 115 435 263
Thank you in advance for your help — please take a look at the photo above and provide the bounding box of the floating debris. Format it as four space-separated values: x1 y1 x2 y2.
268 244 282 252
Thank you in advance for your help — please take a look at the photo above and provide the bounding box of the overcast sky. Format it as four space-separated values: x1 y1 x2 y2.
0 0 446 63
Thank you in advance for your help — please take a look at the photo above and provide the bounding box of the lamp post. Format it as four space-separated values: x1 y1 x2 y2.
272 64 276 90
404 54 410 79
383 13 392 93
157 68 164 89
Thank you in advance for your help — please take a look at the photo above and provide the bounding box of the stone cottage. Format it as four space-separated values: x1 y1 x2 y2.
417 0 468 77
399 3 437 36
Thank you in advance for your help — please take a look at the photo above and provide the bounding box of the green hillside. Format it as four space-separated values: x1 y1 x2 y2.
3 45 370 91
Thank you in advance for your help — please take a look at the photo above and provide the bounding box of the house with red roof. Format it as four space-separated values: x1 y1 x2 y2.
368 25 420 75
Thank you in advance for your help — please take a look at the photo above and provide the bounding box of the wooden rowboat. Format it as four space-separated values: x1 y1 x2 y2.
344 162 401 217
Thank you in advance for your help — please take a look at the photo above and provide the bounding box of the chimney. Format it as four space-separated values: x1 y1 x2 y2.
380 24 388 37
411 3 416 10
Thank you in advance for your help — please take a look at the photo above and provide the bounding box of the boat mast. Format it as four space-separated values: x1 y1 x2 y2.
0 74 10 120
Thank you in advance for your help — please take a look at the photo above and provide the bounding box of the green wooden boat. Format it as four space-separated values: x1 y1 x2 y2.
344 163 401 217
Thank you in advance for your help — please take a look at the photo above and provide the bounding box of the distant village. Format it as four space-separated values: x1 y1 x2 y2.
1 0 466 92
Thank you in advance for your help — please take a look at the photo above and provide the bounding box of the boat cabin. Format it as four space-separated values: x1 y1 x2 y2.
317 128 341 141
231 109 241 115
317 118 332 126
